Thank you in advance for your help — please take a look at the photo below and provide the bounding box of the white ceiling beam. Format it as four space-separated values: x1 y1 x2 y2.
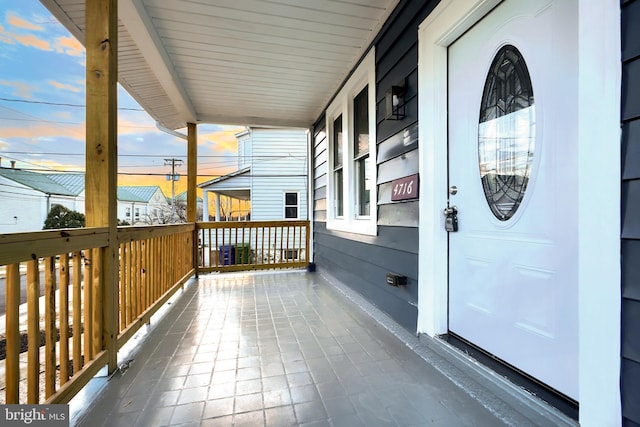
118 0 197 125
197 113 311 130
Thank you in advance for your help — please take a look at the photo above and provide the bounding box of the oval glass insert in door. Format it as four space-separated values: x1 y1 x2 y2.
478 44 535 221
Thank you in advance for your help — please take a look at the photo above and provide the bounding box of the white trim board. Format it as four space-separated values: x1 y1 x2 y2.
416 0 621 425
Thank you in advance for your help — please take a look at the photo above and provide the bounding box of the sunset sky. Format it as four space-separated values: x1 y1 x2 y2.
0 1 244 198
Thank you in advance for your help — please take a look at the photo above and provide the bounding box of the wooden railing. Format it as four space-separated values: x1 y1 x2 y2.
0 220 308 405
197 220 310 273
0 224 195 405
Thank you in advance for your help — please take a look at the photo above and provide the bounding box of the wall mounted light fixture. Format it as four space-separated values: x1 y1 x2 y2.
386 79 406 120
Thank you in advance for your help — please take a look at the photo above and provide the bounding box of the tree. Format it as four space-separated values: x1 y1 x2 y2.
43 204 85 229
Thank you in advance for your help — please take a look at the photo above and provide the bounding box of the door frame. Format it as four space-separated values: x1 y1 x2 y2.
416 0 621 425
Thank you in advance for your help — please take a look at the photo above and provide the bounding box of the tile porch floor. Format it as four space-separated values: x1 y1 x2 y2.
69 271 569 427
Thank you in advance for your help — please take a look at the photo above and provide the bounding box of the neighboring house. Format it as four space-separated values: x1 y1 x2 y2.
199 127 308 221
0 167 170 232
117 186 171 225
0 167 84 233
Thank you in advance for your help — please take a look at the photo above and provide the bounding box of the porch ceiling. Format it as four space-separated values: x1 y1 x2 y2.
40 0 399 130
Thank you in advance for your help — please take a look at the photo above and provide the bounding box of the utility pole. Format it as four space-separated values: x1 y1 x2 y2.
164 158 183 221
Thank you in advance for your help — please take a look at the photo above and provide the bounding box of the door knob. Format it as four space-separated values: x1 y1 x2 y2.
449 186 458 195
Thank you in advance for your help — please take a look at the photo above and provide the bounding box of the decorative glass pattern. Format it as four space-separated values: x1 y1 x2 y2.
478 45 535 221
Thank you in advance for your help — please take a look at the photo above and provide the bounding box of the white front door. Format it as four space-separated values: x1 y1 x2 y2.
447 0 578 399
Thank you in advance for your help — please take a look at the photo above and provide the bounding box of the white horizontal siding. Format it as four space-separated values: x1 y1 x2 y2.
248 129 308 221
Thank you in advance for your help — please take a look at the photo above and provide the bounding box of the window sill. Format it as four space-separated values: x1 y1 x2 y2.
326 219 377 236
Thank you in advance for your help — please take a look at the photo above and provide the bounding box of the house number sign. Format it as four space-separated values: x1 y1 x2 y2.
391 174 419 201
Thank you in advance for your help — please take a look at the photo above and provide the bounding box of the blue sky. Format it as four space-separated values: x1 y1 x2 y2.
0 0 243 191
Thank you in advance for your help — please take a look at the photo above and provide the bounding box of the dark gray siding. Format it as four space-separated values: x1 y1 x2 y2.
622 1 640 425
312 0 438 332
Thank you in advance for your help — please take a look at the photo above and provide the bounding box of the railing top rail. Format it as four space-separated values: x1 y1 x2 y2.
197 220 309 230
0 227 109 265
117 223 195 242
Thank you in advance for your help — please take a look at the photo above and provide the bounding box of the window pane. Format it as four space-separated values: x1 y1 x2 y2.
334 168 343 217
354 86 369 157
285 207 298 219
356 156 370 216
478 45 535 221
285 192 298 206
333 115 343 167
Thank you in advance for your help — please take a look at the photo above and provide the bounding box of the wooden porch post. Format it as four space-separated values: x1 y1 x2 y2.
187 123 198 274
85 0 119 373
187 123 197 222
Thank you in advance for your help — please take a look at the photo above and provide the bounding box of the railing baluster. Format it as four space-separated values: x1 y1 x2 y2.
5 263 21 403
44 256 57 398
286 226 291 263
119 243 126 332
92 248 102 357
72 251 82 374
59 254 70 385
27 259 40 404
83 250 93 361
279 225 284 265
135 240 141 318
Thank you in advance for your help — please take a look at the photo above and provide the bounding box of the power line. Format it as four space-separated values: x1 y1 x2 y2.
0 116 157 128
0 151 304 159
0 96 145 111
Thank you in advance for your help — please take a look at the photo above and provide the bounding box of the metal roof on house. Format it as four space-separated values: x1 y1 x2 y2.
45 173 85 196
118 186 164 202
1 168 166 203
0 168 78 196
39 0 399 130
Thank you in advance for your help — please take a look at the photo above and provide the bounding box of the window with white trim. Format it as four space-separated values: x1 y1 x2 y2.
284 192 299 219
125 207 131 218
326 49 377 235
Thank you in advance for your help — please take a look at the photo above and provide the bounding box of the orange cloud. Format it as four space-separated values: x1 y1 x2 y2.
0 121 85 141
55 36 83 57
199 128 243 153
7 13 43 32
48 79 82 93
117 116 158 136
0 23 51 50
31 158 85 172
0 79 38 98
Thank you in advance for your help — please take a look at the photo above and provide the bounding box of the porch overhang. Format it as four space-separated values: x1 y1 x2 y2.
39 0 400 130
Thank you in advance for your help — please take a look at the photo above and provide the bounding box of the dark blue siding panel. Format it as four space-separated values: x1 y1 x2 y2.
378 123 419 164
622 180 640 238
622 0 640 61
622 239 640 301
623 120 640 179
316 254 418 331
622 358 640 424
625 418 640 427
622 58 640 121
622 299 640 362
